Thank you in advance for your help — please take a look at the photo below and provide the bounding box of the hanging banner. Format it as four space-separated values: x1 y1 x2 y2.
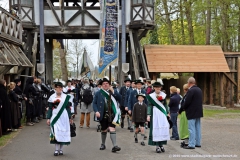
98 0 119 77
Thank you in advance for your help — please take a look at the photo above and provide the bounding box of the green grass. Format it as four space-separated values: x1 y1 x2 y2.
0 131 19 148
203 108 240 119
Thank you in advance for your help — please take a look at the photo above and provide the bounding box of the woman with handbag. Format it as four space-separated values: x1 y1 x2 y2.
47 82 73 156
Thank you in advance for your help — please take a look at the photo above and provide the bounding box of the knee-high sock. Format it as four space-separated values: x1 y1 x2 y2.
135 132 138 138
141 134 145 142
110 132 117 147
101 132 107 145
127 116 131 127
60 145 63 150
55 144 60 151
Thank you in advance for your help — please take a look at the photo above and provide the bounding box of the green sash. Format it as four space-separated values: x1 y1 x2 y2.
100 89 121 126
50 95 70 140
146 94 167 116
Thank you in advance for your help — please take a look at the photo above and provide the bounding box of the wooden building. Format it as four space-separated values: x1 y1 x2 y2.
144 45 239 107
6 0 155 82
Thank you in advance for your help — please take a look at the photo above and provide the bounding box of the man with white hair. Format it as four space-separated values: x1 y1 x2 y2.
182 77 203 149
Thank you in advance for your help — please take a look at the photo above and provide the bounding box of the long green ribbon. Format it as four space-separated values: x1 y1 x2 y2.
50 95 70 140
146 95 167 116
100 89 119 124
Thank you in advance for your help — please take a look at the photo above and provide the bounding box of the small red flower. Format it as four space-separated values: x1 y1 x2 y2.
68 89 72 92
53 99 61 108
157 96 163 101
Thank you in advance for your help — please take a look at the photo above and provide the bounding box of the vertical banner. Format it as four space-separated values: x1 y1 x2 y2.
98 0 119 77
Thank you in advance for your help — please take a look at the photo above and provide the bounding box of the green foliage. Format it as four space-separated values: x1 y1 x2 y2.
53 49 62 79
141 0 240 51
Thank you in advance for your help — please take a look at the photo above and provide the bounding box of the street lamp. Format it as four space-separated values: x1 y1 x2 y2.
73 63 76 78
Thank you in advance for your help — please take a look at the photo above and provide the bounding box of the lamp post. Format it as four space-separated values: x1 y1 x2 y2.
73 63 76 78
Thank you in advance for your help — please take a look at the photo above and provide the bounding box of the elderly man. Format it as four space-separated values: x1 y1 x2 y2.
182 77 203 149
93 78 122 152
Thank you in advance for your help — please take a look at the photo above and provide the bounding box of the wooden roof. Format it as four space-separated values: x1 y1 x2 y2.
144 45 230 72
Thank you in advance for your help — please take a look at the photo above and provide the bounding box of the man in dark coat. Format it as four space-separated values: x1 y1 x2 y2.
118 78 131 128
23 77 39 126
127 79 148 132
182 77 203 149
0 79 12 134
93 78 122 153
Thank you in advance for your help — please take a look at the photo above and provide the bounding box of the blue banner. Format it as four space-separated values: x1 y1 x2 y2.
98 0 118 77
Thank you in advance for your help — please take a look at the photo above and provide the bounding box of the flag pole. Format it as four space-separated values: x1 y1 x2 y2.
108 65 112 123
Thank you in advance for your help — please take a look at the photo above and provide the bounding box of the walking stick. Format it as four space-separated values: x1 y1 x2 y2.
108 65 112 123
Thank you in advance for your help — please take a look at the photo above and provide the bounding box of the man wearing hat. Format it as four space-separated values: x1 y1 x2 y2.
119 78 132 129
127 79 148 132
146 81 170 153
132 93 148 146
63 80 75 114
93 78 122 153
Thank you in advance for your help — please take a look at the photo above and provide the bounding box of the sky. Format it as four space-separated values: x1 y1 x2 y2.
0 1 100 66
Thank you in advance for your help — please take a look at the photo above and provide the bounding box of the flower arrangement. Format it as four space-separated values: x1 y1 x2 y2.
156 95 163 101
67 89 72 93
52 99 61 109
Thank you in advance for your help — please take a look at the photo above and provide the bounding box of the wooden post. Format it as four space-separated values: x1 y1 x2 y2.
238 57 240 104
220 73 224 106
129 30 140 79
31 32 38 76
209 73 213 104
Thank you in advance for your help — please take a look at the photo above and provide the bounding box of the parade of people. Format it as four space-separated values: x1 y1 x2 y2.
2 0 239 159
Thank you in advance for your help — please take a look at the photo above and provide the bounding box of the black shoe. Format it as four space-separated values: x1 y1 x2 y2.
121 122 124 128
160 146 165 152
127 127 131 130
195 145 201 148
54 151 59 156
135 138 138 143
100 144 106 150
156 147 161 153
170 137 179 140
141 142 145 146
130 128 134 132
183 146 195 149
144 135 147 140
112 146 121 152
59 150 63 155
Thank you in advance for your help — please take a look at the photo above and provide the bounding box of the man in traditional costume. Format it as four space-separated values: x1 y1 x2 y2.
47 82 72 156
146 82 170 153
119 78 131 129
127 79 148 132
63 80 75 114
93 78 122 152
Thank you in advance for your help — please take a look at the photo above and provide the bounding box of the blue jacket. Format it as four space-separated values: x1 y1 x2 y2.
127 89 148 111
93 89 121 121
168 93 181 113
124 87 133 107
119 86 130 106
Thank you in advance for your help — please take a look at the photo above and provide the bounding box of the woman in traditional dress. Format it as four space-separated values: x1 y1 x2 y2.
47 82 72 156
146 82 170 153
8 82 21 131
179 84 189 147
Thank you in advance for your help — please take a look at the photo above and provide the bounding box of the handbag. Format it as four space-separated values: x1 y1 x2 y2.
70 122 76 137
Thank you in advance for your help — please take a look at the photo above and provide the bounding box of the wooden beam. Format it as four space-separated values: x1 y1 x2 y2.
46 0 62 26
85 10 100 25
129 30 140 79
64 10 82 26
223 72 237 86
61 0 64 26
238 57 240 103
220 73 224 106
133 31 149 78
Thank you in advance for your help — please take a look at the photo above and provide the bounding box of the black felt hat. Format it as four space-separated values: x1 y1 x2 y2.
124 78 132 83
67 80 72 83
97 79 102 85
100 78 110 85
55 82 63 88
152 82 162 87
14 78 21 84
135 79 144 85
136 93 146 99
